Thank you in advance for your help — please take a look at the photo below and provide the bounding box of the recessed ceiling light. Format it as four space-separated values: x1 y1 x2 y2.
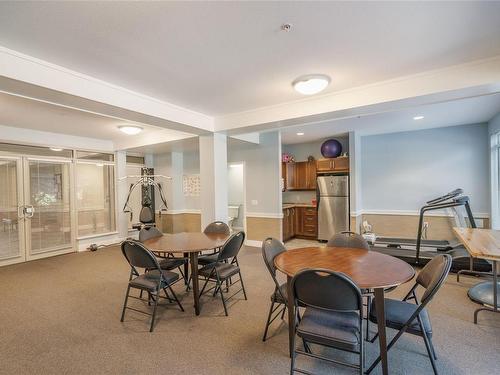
292 74 331 95
413 115 424 120
118 125 143 135
297 132 304 136
49 147 63 152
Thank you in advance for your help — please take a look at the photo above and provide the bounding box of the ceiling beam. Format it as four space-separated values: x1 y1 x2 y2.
0 46 214 135
216 56 500 135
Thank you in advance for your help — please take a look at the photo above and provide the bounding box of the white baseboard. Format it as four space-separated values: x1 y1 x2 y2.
245 239 262 248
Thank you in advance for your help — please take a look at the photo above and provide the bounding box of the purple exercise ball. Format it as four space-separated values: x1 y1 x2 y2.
321 139 342 158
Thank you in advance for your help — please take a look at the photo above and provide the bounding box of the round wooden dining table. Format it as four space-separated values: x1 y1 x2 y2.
275 246 415 375
143 232 230 315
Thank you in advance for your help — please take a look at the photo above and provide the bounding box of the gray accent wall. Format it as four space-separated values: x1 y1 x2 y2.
361 123 489 214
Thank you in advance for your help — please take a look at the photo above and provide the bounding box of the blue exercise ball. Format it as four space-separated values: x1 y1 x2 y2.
321 139 342 158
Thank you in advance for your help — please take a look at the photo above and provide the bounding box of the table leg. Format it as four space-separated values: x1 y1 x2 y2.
190 252 201 316
286 275 294 357
183 252 189 285
374 288 388 375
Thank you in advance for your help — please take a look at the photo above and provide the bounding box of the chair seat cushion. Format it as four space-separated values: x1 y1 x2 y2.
369 298 432 337
199 262 239 280
297 307 361 351
271 283 288 303
198 252 219 265
158 257 188 270
129 270 179 292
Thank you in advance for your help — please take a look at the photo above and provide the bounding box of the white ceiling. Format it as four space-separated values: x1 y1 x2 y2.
0 2 499 116
0 92 193 147
281 93 500 144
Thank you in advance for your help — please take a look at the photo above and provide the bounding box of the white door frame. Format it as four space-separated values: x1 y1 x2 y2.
23 157 74 261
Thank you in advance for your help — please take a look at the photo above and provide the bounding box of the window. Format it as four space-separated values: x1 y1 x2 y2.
76 151 114 162
76 163 116 237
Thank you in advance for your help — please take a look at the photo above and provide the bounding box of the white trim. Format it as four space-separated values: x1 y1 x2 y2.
246 212 284 219
245 239 262 248
76 231 119 241
355 209 489 219
157 209 202 215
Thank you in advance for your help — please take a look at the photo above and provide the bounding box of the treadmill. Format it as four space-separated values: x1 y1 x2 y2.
374 189 462 251
370 189 491 273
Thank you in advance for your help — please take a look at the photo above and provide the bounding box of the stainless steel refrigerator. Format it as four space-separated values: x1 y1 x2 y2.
317 175 349 241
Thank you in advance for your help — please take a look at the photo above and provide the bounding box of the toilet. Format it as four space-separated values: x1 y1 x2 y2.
228 205 240 229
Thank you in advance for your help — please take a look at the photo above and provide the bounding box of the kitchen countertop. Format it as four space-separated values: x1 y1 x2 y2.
283 203 316 209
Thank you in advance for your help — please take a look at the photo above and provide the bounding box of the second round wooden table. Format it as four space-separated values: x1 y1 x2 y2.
275 246 415 375
143 232 230 316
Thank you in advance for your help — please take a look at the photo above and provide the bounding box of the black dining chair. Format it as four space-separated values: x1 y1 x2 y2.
198 231 247 316
327 231 370 250
261 237 288 341
138 227 188 284
120 240 184 332
366 254 452 375
198 221 231 266
328 231 378 341
290 268 365 375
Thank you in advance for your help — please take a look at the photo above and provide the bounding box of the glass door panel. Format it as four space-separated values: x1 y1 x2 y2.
26 159 72 258
0 157 25 265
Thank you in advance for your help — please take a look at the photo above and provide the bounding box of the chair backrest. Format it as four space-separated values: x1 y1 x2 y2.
204 221 230 236
291 269 363 313
326 231 370 250
217 231 245 262
261 237 286 277
416 254 452 303
121 240 160 272
139 226 163 242
139 206 154 224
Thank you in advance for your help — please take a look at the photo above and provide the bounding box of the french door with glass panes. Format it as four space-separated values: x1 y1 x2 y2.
0 156 73 266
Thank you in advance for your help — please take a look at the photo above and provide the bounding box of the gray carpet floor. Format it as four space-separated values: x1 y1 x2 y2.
0 245 499 375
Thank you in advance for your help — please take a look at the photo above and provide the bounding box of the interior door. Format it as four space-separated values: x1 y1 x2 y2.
0 156 26 266
24 158 73 260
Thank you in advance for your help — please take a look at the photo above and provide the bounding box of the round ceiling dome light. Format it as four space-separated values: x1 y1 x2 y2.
292 74 331 95
118 125 143 135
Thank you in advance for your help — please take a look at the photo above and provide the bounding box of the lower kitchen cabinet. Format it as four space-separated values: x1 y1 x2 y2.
295 206 317 239
282 207 296 241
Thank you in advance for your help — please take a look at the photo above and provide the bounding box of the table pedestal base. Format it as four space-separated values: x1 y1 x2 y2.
468 259 498 324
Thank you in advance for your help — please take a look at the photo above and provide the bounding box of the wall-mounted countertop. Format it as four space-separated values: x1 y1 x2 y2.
283 203 316 209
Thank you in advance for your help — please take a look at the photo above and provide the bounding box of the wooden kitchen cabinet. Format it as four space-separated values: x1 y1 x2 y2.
295 206 317 239
286 161 317 191
316 157 349 173
285 162 296 190
282 207 296 241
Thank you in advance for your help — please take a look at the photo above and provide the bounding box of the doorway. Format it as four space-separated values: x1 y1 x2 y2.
227 162 246 233
0 155 73 267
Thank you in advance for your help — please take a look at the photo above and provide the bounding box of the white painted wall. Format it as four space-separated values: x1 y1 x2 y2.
489 111 500 135
282 135 349 161
228 132 282 216
228 164 244 205
360 123 489 215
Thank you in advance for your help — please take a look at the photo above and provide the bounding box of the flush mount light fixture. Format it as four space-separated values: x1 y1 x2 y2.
297 132 304 136
413 115 424 120
292 74 331 95
49 147 63 152
118 125 143 135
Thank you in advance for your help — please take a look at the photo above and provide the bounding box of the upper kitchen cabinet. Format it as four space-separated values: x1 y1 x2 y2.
316 157 349 173
283 161 316 191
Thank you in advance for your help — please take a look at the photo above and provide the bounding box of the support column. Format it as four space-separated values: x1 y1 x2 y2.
199 133 228 229
349 131 363 233
116 150 129 239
